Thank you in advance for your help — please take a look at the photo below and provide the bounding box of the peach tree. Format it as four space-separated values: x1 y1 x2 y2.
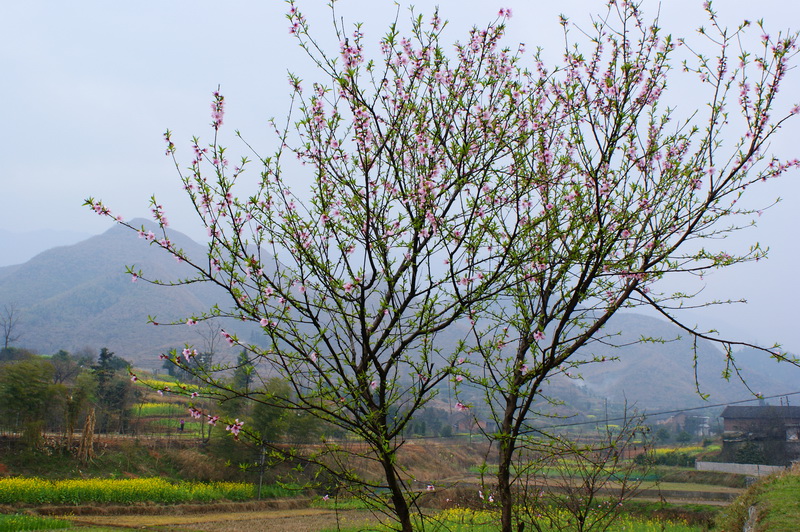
87 1 798 530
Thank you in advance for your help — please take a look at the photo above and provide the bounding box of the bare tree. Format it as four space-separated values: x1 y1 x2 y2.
514 412 650 532
0 303 22 350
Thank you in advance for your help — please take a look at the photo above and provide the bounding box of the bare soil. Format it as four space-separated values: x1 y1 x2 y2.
64 508 380 531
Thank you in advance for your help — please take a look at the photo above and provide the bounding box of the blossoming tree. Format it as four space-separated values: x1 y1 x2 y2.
90 3 544 529
449 2 799 530
87 1 799 530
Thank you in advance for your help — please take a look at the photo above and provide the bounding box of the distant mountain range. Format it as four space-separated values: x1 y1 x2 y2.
0 220 797 410
0 219 248 369
562 312 800 411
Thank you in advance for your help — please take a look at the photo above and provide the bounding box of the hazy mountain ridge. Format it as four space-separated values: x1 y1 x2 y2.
0 220 797 410
563 312 800 410
0 220 246 369
0 227 93 267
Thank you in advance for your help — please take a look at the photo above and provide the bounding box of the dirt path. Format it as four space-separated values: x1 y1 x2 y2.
64 508 380 531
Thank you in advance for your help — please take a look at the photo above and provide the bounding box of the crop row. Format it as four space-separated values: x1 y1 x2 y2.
0 477 255 505
132 402 187 417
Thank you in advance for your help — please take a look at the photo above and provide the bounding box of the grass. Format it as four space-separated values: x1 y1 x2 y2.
653 446 705 455
311 496 374 510
756 473 800 530
131 402 184 417
468 461 653 479
147 417 202 431
0 514 74 531
138 379 200 393
637 480 742 493
718 469 800 531
0 477 259 505
319 507 705 531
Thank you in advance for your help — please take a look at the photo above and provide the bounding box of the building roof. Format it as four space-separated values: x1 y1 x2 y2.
721 406 800 419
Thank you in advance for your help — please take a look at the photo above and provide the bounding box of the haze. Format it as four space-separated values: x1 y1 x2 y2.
2 0 799 354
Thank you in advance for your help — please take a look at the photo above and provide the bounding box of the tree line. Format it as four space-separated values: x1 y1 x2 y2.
0 347 137 445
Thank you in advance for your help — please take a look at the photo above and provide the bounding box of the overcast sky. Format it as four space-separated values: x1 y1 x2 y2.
3 1 799 354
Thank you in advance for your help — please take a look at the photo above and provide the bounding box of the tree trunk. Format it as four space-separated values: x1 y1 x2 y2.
381 451 413 532
78 407 96 464
498 446 515 532
498 397 520 532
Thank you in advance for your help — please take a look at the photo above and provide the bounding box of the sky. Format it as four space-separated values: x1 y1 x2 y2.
3 0 800 353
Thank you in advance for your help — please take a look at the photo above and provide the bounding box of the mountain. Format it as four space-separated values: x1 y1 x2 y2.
0 220 797 410
0 228 93 267
0 219 247 370
560 312 800 410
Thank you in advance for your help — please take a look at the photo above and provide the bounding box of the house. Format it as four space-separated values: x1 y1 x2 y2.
719 405 800 466
657 412 711 438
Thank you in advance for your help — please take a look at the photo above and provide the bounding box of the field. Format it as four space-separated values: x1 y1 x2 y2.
0 436 747 531
51 506 706 532
0 478 262 505
0 397 792 532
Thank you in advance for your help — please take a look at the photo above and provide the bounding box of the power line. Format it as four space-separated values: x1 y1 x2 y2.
542 390 800 430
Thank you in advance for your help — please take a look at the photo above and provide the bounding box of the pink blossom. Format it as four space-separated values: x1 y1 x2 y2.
211 91 225 130
186 319 197 326
207 415 219 426
455 402 468 412
426 484 435 492
226 419 244 437
260 318 269 327
533 331 545 341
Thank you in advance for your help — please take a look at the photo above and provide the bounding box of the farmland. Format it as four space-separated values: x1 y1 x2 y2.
0 433 759 530
0 354 794 530
0 382 762 531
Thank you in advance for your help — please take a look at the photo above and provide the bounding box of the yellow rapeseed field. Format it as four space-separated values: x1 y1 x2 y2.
0 477 254 505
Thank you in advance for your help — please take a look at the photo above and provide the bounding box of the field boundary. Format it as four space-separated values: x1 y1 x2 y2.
696 461 785 476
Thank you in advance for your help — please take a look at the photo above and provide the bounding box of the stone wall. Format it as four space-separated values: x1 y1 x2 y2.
696 461 785 476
